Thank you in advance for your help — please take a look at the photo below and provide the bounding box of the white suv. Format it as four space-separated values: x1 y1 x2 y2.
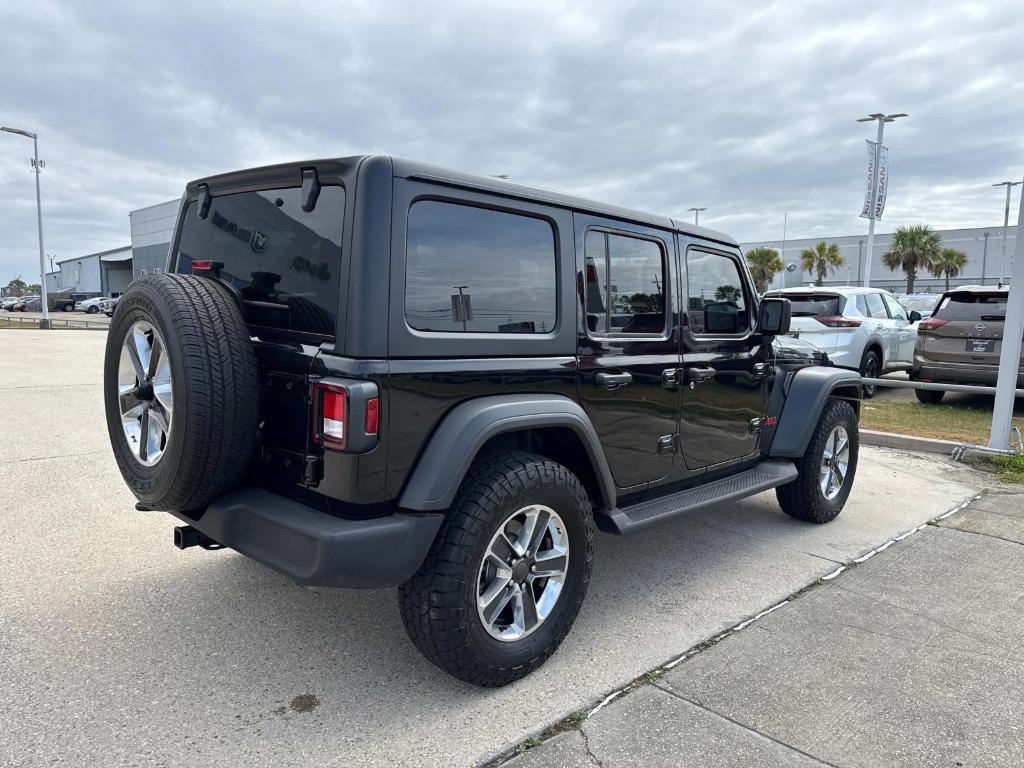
764 286 919 397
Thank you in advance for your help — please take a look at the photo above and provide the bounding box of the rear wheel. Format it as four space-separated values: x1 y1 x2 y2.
399 450 594 687
859 349 881 399
914 388 945 404
62 303 74 312
777 398 859 523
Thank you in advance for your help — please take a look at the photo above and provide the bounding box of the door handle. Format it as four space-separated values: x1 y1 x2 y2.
595 371 633 389
685 366 716 384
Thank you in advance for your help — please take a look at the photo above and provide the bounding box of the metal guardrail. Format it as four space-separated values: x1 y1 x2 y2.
861 377 1024 398
0 314 109 331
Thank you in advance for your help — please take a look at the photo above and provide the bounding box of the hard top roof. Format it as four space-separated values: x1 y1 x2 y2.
187 155 738 248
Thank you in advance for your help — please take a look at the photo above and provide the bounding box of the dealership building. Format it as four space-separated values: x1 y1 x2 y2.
44 245 134 296
742 224 1017 293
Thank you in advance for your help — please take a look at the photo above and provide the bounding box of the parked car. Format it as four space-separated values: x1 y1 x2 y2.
911 286 1022 403
1 296 23 310
9 295 40 312
50 291 92 312
103 156 861 687
77 296 112 314
898 293 941 321
103 296 120 317
763 286 918 397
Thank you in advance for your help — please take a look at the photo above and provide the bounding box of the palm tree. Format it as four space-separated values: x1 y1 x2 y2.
800 241 843 287
745 247 784 293
882 225 942 294
929 247 968 292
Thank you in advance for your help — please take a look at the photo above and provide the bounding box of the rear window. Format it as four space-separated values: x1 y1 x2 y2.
175 186 345 338
783 294 842 317
934 293 1008 322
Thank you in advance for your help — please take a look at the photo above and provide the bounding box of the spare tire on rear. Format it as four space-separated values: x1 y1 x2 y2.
103 273 259 512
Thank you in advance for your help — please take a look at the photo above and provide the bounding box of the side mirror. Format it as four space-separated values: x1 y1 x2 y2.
908 310 922 323
757 297 791 336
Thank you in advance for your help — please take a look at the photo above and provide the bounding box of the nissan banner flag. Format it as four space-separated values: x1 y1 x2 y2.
860 140 889 220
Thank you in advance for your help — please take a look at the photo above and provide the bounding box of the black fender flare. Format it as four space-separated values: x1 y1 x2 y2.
398 394 616 512
768 366 862 458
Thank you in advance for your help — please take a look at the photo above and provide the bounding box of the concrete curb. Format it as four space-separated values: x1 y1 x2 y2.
860 428 958 455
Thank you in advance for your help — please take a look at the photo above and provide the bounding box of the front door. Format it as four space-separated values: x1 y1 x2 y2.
677 244 767 470
575 215 680 491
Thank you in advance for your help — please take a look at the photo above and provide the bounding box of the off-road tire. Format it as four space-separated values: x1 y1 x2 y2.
914 388 945 404
398 450 594 687
776 398 858 523
860 349 881 399
103 273 258 512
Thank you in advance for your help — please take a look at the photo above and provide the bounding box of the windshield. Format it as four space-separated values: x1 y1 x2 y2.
934 293 1008 322
783 294 842 317
174 185 345 338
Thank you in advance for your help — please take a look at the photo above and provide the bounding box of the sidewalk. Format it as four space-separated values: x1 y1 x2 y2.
503 490 1024 768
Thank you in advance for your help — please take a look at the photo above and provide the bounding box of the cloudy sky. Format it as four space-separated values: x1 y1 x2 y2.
2 0 1022 284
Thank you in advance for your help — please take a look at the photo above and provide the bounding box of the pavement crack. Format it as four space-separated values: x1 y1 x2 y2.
653 686 841 768
0 450 107 465
937 524 1024 549
578 728 604 768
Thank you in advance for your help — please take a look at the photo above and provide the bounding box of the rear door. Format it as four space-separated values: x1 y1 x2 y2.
172 182 348 488
575 215 680 491
882 293 915 365
677 244 766 470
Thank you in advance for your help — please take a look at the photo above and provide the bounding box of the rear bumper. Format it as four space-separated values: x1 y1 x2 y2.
912 361 1024 388
170 488 444 588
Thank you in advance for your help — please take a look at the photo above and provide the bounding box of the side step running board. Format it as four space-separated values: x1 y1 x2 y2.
603 460 798 535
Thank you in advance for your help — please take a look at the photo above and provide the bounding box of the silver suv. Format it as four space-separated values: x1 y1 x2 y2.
765 286 918 397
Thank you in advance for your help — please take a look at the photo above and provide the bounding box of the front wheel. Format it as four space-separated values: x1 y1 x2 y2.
62 303 74 312
87 305 99 314
776 398 859 523
399 450 594 687
859 349 881 399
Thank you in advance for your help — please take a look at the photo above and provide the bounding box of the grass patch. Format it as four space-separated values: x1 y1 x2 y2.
987 453 1024 483
859 399 1024 443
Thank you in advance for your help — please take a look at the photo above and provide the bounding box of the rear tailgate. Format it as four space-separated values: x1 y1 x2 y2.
919 292 1020 368
778 293 849 354
171 176 347 490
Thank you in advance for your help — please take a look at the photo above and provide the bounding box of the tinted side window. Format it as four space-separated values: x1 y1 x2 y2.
686 251 749 334
405 201 556 334
584 231 666 335
864 293 888 319
883 294 908 320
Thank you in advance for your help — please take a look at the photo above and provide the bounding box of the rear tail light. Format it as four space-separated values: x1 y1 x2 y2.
313 383 347 449
918 318 948 331
815 316 862 328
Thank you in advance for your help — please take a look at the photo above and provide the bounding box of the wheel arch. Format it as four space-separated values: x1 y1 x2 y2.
863 338 885 369
398 394 616 514
767 366 862 459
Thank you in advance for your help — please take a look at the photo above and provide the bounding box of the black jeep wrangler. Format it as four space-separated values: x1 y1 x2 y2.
104 156 860 687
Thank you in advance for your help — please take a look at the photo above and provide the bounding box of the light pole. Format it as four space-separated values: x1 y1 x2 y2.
992 180 1021 286
687 207 706 226
982 232 989 285
856 112 907 288
989 177 1024 451
1 125 50 326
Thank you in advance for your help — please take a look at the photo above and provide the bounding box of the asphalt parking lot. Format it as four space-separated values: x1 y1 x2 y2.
0 329 986 767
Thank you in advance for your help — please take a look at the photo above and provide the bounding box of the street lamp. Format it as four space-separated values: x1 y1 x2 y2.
687 207 707 225
856 112 907 288
992 180 1021 285
1 125 50 326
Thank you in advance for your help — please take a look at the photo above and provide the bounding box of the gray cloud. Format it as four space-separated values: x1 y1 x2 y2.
2 0 1022 283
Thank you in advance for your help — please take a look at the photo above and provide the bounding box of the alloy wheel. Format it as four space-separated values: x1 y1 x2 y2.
476 505 569 642
819 425 850 500
117 320 173 466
